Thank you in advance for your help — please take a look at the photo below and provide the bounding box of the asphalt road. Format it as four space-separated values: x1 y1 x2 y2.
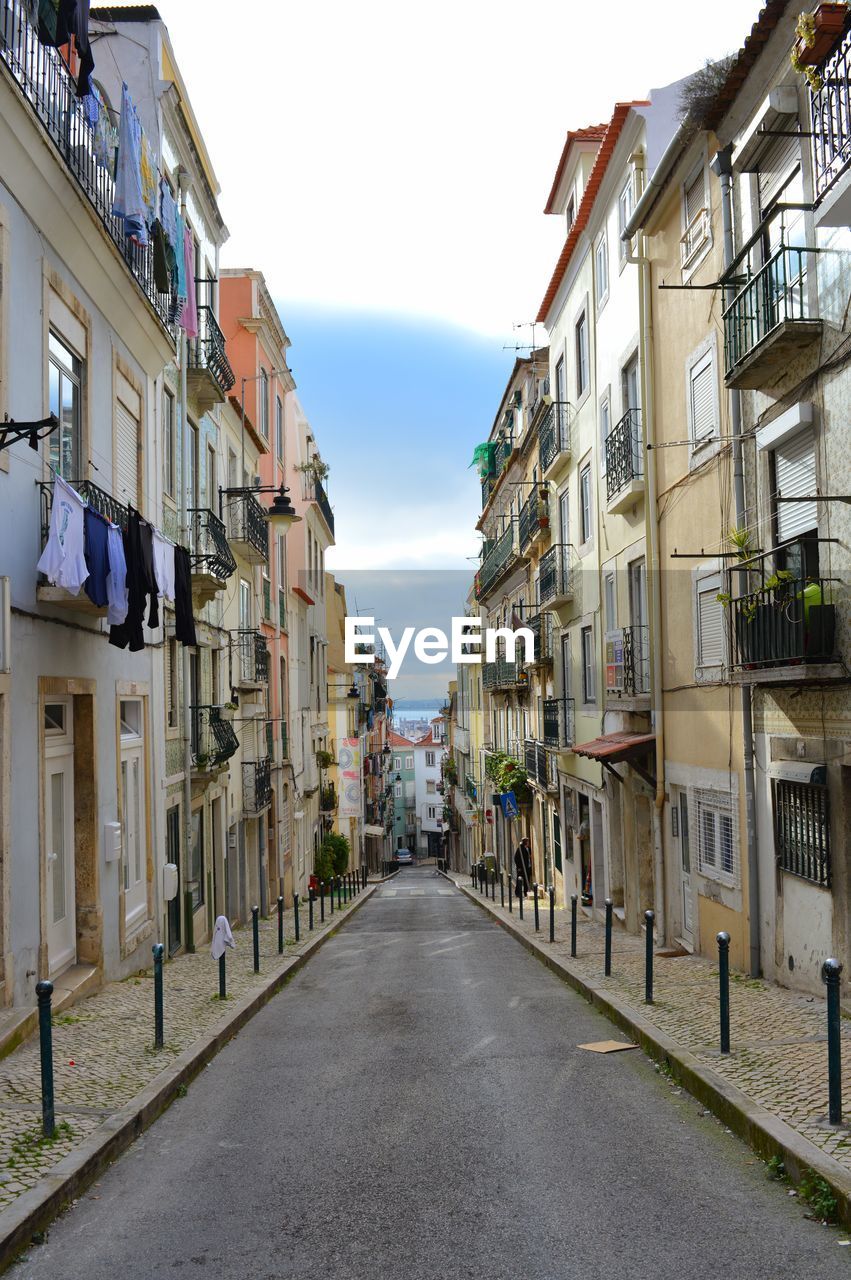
17 868 851 1278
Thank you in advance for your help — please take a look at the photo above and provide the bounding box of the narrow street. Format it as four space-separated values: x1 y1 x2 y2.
17 870 850 1280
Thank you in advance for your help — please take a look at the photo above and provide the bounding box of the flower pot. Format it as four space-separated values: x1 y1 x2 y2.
794 2 847 65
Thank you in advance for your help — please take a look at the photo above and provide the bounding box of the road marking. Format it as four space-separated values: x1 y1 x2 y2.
408 889 424 896
381 889 397 897
438 889 454 896
454 1034 495 1065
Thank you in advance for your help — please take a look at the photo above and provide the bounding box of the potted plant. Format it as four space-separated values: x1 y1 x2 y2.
790 3 847 86
316 748 334 770
220 701 238 721
296 457 331 484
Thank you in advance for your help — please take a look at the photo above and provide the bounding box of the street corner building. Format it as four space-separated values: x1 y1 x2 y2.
0 2 385 1020
445 0 851 1002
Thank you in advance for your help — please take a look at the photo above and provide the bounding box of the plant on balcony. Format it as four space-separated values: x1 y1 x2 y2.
315 748 334 770
791 4 848 87
443 755 459 787
485 750 532 805
296 457 330 483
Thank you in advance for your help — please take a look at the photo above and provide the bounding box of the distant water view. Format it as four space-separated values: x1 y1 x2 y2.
391 700 444 740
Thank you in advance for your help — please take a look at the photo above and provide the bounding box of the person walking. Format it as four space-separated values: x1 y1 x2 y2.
514 836 532 897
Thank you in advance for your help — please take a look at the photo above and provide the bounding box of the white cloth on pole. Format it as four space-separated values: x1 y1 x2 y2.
211 915 235 960
152 529 176 602
37 475 88 594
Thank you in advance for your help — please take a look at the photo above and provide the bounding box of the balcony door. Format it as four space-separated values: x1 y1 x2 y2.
119 699 147 934
628 558 648 691
44 699 76 975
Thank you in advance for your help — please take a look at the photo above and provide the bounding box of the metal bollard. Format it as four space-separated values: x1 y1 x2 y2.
219 951 227 1000
337 877 342 910
717 931 730 1054
36 980 55 1138
823 958 843 1125
604 899 613 976
549 886 555 943
508 873 513 913
570 894 578 958
500 873 505 909
308 889 315 931
320 881 325 923
277 895 284 953
644 909 655 1005
329 878 334 915
252 906 260 973
471 864 476 889
153 942 164 1049
518 885 524 920
294 892 300 942
533 884 540 933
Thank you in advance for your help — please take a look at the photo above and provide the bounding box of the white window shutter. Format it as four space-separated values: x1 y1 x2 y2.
697 588 724 667
690 351 716 443
685 171 704 226
115 399 139 508
775 430 817 541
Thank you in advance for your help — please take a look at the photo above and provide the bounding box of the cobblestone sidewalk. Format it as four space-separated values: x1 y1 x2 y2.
0 888 366 1212
448 871 851 1174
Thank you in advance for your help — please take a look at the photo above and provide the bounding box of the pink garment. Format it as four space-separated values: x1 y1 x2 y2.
180 227 198 338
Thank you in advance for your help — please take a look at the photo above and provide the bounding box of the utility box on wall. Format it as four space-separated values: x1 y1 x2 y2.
163 863 179 902
104 821 122 863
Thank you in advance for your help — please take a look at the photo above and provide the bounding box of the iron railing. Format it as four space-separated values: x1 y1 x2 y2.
230 630 269 685
320 783 337 812
481 469 497 509
243 757 272 813
524 612 553 664
524 738 557 790
38 479 128 555
623 625 650 695
263 577 272 619
189 508 237 580
280 719 289 760
0 0 171 328
725 540 838 672
191 706 239 769
494 431 514 473
606 409 643 501
223 489 268 562
188 281 235 397
538 542 575 605
538 402 572 472
722 245 817 380
465 774 478 804
482 662 498 689
476 523 518 599
811 21 851 202
542 697 575 749
314 479 335 535
773 776 831 888
278 590 287 630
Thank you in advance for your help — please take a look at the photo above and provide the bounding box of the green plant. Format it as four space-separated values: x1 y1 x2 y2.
766 1155 789 1182
485 750 532 804
176 1082 188 1098
314 843 335 883
322 830 350 875
799 1172 838 1222
315 749 334 770
296 457 330 482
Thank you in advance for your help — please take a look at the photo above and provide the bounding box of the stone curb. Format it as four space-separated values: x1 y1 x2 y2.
446 872 851 1225
0 886 376 1272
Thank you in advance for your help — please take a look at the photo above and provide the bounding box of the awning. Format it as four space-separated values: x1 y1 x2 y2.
363 824 385 837
572 732 656 788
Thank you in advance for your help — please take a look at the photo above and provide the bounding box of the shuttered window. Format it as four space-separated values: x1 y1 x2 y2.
774 430 817 541
689 347 716 445
685 169 705 226
757 134 800 215
166 638 178 729
115 373 141 509
697 587 724 669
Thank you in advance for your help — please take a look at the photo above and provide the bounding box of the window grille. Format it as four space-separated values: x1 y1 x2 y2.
773 777 831 888
689 787 739 886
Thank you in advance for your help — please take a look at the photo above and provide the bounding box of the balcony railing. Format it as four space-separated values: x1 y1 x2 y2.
605 625 650 696
230 630 269 686
811 20 851 203
725 540 839 676
524 612 553 664
243 757 272 813
320 783 337 813
538 402 572 473
524 739 557 791
722 245 821 386
465 774 478 804
0 1 171 328
37 479 128 610
542 697 575 749
314 479 335 536
280 719 289 760
538 542 576 606
223 489 269 564
189 508 237 582
278 590 287 630
476 523 518 600
191 706 239 770
482 662 498 689
187 281 235 406
605 410 643 503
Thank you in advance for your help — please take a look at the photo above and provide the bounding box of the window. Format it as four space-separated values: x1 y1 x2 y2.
575 312 588 399
405 755 414 770
187 420 198 508
205 442 216 512
565 192 576 233
275 395 284 461
394 756 401 771
595 232 609 307
259 369 269 438
692 788 737 884
555 357 565 406
682 164 710 267
190 809 204 909
426 780 436 794
44 702 66 735
163 389 176 498
600 397 611 476
166 638 179 730
773 430 817 542
581 625 596 704
773 775 831 887
559 489 569 545
119 698 147 930
425 750 436 767
695 574 724 675
688 343 718 449
604 572 616 632
580 463 592 543
394 782 402 799
618 174 634 260
405 780 415 799
48 332 82 479
553 810 562 874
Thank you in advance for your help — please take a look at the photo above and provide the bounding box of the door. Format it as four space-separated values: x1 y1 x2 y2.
678 792 694 945
166 806 181 956
628 558 648 692
120 699 147 934
44 699 76 975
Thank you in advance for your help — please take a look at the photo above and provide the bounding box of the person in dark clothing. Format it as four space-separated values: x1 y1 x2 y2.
514 836 532 896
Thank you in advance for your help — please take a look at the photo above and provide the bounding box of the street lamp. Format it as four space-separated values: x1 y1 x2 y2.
218 482 301 529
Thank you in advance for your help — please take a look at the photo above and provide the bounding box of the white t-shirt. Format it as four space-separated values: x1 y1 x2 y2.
151 529 176 602
37 475 88 595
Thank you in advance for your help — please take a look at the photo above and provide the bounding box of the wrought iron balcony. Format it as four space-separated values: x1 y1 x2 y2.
230 630 269 687
492 658 527 690
189 508 237 599
476 524 518 600
524 739 557 791
187 282 235 410
724 539 840 683
313 479 335 536
811 20 851 215
37 479 127 612
191 706 239 771
243 757 272 814
722 245 822 388
524 612 553 665
482 662 498 690
223 489 269 565
465 774 478 804
538 543 576 608
320 783 337 813
605 409 643 507
0 1 171 329
538 401 572 474
542 697 575 749
605 625 650 698
281 719 289 760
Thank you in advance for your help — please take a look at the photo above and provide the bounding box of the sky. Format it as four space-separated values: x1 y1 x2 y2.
155 0 760 691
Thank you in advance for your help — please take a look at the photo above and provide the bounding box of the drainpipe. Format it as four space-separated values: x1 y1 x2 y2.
624 151 667 944
713 146 761 978
177 169 194 951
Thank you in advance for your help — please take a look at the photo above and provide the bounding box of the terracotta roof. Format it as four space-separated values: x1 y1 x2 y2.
572 731 656 762
703 0 791 131
543 124 609 216
537 103 648 325
388 730 417 748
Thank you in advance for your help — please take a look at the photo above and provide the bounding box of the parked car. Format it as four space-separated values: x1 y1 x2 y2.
396 850 414 865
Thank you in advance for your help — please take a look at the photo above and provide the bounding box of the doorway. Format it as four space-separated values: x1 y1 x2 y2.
44 699 76 975
677 791 694 946
166 805 181 956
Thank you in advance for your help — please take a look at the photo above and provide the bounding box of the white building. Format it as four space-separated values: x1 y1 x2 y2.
414 721 446 857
